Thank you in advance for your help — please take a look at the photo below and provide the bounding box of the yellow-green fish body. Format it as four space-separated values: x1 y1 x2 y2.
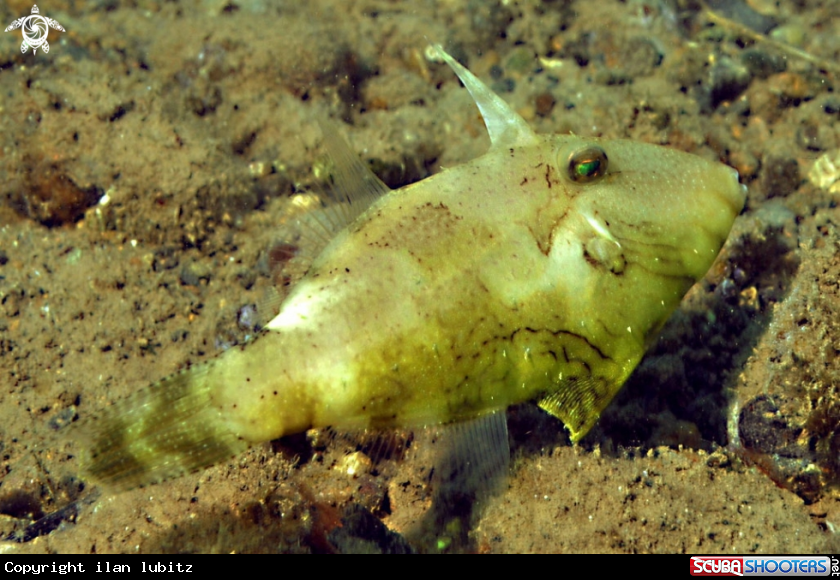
80 46 745 489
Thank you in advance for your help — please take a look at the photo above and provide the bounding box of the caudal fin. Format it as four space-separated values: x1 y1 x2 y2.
77 362 249 490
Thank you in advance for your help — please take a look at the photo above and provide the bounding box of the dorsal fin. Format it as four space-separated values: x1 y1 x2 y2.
317 118 391 218
293 120 392 266
429 44 538 150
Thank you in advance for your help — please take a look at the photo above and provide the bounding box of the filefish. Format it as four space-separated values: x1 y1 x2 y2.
78 46 746 490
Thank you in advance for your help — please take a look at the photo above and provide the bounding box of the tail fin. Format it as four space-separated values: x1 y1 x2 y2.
76 362 249 491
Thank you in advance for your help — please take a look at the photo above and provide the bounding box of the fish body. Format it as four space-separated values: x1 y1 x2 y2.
80 47 746 489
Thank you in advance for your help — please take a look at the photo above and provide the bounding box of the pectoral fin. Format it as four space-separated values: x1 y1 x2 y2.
538 375 619 443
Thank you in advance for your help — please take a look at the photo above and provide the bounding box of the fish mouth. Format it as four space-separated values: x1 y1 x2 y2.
723 165 748 215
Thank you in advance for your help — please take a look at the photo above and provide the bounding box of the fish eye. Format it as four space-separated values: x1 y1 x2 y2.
566 146 608 183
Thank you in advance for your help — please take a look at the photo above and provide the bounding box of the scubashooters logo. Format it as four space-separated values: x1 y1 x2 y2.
691 556 835 577
4 5 65 55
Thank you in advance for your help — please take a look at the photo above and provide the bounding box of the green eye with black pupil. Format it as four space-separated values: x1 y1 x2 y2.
567 146 608 183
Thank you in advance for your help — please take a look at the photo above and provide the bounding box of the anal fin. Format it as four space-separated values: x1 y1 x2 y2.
411 409 510 552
